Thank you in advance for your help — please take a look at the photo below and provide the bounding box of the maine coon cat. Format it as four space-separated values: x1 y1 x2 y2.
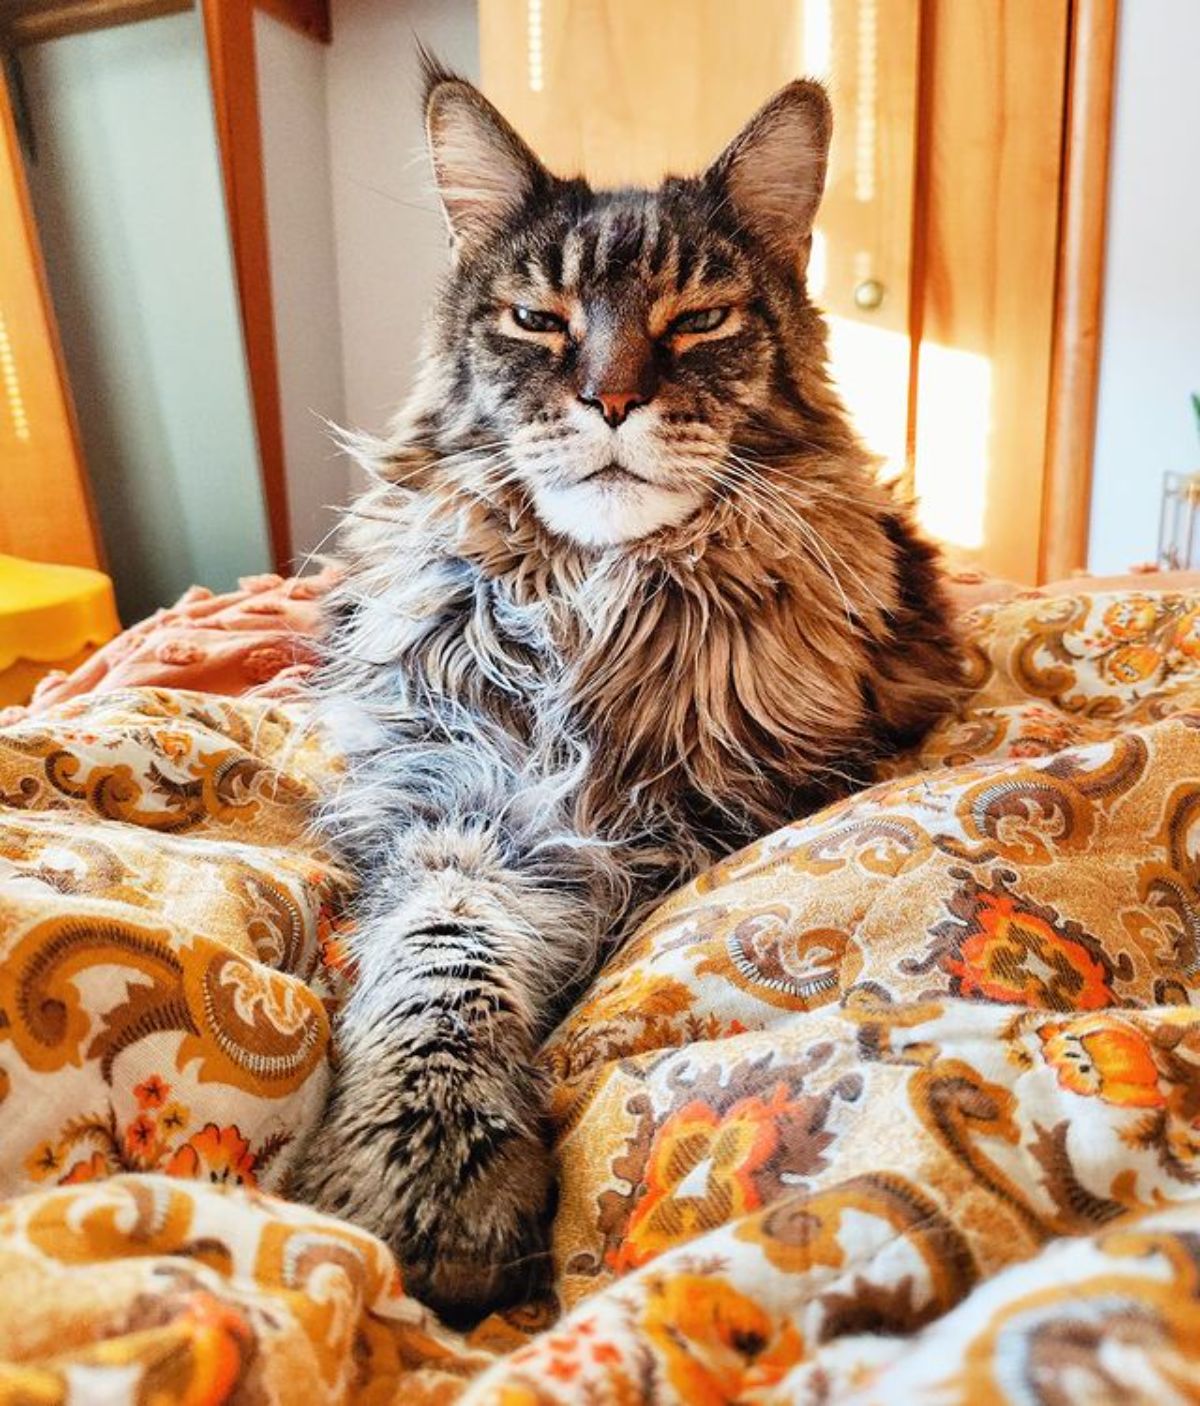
294 57 963 1322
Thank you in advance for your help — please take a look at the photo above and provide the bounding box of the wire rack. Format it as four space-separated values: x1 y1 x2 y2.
1158 472 1200 570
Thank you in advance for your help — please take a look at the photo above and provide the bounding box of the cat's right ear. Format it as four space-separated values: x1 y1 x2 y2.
421 50 548 258
703 79 832 273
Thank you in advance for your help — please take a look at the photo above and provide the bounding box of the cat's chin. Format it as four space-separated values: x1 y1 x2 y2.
531 477 703 549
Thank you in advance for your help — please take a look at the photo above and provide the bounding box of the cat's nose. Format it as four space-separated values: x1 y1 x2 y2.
578 390 648 429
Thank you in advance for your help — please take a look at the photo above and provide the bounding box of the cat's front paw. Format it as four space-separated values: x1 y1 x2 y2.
402 1124 555 1326
293 1051 555 1325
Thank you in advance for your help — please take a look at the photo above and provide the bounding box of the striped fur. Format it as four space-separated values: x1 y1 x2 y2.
292 59 964 1322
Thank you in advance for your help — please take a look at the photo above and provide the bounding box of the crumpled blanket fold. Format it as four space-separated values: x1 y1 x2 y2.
3 584 1200 1403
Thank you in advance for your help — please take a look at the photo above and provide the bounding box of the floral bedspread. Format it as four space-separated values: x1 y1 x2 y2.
4 588 1200 1403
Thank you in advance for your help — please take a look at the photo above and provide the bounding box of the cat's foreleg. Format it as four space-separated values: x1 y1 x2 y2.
293 796 608 1322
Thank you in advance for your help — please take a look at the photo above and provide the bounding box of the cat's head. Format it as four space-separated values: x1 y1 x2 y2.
420 58 833 549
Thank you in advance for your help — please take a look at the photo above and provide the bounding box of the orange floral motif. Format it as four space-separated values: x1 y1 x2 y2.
20 1083 288 1193
1102 597 1160 640
318 924 355 977
160 1101 190 1133
1103 644 1163 687
1169 606 1200 661
641 1273 805 1405
935 874 1117 1011
166 1124 258 1187
1039 1016 1164 1108
123 1114 161 1166
1006 706 1088 760
154 730 193 761
60 1151 112 1184
614 1087 791 1272
133 1075 170 1109
25 1141 65 1182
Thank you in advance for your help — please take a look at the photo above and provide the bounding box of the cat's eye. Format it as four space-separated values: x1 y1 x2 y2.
669 306 730 336
512 306 568 334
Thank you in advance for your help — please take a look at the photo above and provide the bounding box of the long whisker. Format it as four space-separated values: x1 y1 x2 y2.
711 460 859 629
723 451 890 613
286 514 351 585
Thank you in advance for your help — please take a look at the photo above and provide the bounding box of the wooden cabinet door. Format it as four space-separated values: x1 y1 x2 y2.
0 73 100 569
910 0 1071 583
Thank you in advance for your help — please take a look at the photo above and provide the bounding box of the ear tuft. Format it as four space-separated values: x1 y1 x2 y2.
706 80 832 269
420 50 548 257
415 39 457 107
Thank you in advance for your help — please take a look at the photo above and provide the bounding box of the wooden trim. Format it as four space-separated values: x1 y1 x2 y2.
903 0 935 499
1039 0 1119 582
254 0 329 44
908 0 1070 584
0 67 102 569
0 0 191 47
201 0 292 573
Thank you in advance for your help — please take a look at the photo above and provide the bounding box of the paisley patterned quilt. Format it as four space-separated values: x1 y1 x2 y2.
4 587 1200 1404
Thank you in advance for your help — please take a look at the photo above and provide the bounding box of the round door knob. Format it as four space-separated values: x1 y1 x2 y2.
854 278 885 311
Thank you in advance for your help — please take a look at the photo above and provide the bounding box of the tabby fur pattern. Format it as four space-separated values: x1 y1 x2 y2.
293 56 963 1323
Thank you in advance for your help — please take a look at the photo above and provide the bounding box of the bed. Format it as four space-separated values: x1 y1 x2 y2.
2 571 1199 1403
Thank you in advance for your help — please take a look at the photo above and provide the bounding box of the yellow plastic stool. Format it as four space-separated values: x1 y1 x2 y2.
0 555 121 706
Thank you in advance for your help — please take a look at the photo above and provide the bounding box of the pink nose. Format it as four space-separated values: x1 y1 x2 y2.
580 391 646 429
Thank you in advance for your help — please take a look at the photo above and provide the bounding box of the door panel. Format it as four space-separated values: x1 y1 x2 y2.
911 0 1070 581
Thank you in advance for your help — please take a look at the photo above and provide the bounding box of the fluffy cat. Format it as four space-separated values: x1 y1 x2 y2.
294 56 963 1322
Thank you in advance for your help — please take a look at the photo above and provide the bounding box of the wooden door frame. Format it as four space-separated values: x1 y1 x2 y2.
202 0 330 575
0 2 191 46
1039 0 1119 582
0 64 102 569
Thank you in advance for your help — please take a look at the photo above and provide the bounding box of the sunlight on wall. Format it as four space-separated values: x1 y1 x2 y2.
912 341 992 551
818 312 994 553
798 0 832 79
854 0 877 202
527 0 544 92
826 313 908 478
0 310 30 443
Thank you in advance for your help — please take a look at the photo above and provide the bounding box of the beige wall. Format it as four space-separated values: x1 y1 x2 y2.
325 0 479 436
255 8 348 564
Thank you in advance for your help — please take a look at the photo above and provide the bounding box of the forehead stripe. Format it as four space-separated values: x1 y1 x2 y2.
541 238 564 291
604 212 646 277
674 242 697 293
577 227 599 284
647 219 673 278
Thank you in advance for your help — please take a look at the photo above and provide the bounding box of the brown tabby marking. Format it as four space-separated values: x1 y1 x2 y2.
292 54 963 1323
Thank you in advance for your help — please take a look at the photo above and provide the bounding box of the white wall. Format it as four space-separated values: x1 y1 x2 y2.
20 11 272 623
326 0 479 436
255 9 348 564
1089 0 1200 573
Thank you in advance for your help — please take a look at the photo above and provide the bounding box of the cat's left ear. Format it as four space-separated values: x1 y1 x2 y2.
422 53 550 258
704 80 832 273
